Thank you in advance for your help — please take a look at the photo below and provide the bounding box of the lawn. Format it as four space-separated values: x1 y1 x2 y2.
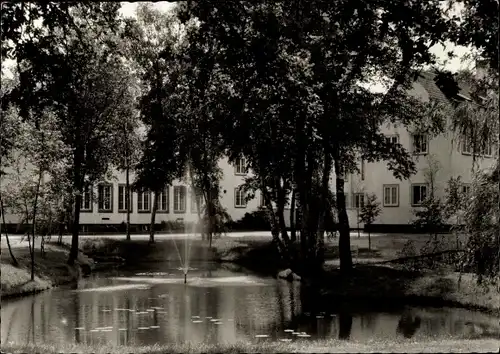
1 241 94 298
1 338 499 354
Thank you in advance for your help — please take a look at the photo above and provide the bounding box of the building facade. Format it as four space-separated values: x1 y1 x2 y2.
2 72 496 232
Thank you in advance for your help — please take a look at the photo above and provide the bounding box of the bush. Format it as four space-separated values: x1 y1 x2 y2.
230 208 270 231
397 240 419 271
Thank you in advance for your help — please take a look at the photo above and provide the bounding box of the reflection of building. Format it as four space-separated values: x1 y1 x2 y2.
2 72 496 232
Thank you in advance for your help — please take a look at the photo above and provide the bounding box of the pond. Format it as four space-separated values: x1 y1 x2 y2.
2 261 500 347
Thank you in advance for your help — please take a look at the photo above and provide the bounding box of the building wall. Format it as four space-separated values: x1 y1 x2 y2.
2 81 496 230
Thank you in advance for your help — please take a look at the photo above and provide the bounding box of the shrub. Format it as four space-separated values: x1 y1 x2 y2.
230 207 270 231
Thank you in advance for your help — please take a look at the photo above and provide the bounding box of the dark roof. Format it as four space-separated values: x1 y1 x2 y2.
416 71 472 104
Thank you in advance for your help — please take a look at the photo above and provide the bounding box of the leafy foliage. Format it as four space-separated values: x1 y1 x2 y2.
462 161 499 285
175 0 453 272
358 194 382 228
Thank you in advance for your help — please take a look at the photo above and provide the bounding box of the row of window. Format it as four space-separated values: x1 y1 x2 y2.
81 185 250 213
384 134 494 157
349 183 471 209
82 185 198 214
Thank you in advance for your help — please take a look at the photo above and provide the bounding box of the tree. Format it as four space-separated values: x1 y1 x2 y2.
446 0 499 286
5 4 135 265
447 0 499 73
178 1 451 275
0 78 21 266
443 176 465 249
111 110 142 241
125 4 186 244
412 155 447 255
358 194 382 251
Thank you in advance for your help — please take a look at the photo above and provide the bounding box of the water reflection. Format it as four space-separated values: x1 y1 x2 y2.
397 309 422 339
2 264 499 347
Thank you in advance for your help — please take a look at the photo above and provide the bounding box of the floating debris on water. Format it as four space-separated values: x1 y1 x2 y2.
115 308 130 311
192 316 201 319
146 309 155 312
255 334 270 338
206 316 213 319
192 320 203 323
90 329 99 332
279 338 293 342
138 327 149 330
284 329 294 333
214 321 223 325
150 326 160 329
297 334 311 338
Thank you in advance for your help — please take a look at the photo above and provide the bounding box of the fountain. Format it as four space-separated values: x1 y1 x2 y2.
171 216 195 284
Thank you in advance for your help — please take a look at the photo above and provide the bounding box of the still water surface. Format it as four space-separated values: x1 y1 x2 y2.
2 261 499 346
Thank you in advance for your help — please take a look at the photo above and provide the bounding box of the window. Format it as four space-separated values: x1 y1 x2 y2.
461 133 473 155
481 143 493 157
173 186 187 213
81 185 92 212
411 184 428 206
385 135 399 153
156 187 169 213
235 157 246 175
97 184 113 212
260 191 266 207
461 132 493 157
191 189 204 214
353 193 365 209
461 184 471 196
137 190 151 212
235 187 246 208
383 184 399 207
412 134 428 155
118 184 132 212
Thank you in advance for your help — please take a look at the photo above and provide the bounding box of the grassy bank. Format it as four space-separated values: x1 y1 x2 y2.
1 242 94 299
2 338 499 354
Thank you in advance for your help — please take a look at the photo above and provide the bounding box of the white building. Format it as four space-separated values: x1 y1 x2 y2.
2 71 496 233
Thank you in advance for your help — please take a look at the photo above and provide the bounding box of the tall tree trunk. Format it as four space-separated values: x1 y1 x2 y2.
149 191 158 244
334 158 352 273
30 167 43 281
316 151 332 270
68 153 83 265
276 179 290 246
262 180 288 265
290 188 296 243
125 164 131 241
0 195 18 265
